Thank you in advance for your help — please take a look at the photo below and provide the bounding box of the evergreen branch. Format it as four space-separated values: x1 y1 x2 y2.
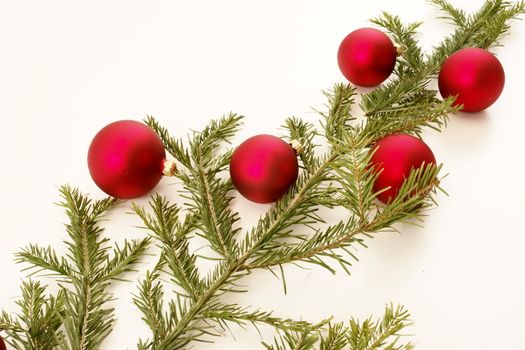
363 91 458 140
144 115 192 168
332 133 378 220
141 147 440 349
0 312 25 333
16 245 75 279
469 1 525 49
153 263 241 349
429 0 525 50
185 114 243 260
99 237 151 282
282 117 319 174
154 114 244 261
132 196 203 300
434 0 525 54
368 164 443 231
241 160 335 259
189 113 243 163
241 220 361 273
363 1 525 115
260 304 414 350
242 163 442 273
346 304 414 350
133 270 169 346
3 2 517 349
261 320 328 350
262 329 318 350
361 69 432 117
139 81 447 348
10 186 149 350
371 12 424 75
59 187 116 280
318 83 357 145
0 281 64 350
60 281 114 350
241 85 357 262
136 87 356 347
203 304 315 333
427 0 514 63
54 187 120 350
241 91 443 272
429 0 467 27
185 171 239 260
319 323 347 350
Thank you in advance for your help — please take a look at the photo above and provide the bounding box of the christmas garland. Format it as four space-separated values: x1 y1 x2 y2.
1 1 524 349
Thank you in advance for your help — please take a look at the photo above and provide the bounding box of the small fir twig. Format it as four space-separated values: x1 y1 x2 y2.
1 186 149 350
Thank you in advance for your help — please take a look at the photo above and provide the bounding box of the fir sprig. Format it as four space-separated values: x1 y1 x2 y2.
262 304 413 350
0 281 64 350
134 2 523 349
1 186 149 350
135 83 444 349
364 0 525 116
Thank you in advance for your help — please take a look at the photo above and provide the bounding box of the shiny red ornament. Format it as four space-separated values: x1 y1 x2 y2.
337 27 397 87
230 134 299 203
438 47 505 112
0 336 6 350
370 134 436 204
88 120 166 199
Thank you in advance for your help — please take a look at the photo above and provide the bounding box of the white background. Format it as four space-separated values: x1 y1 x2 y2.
1 1 524 349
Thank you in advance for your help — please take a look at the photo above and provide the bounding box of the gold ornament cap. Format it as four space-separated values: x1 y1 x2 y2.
163 160 177 176
396 44 407 56
290 139 304 155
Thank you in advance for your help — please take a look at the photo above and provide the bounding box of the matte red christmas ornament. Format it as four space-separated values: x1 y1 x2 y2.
88 120 175 199
337 27 397 87
230 134 299 203
0 336 6 350
438 47 505 112
370 134 436 204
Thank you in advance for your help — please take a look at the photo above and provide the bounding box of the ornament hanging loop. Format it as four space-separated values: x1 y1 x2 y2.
395 44 408 56
163 159 177 176
289 139 304 155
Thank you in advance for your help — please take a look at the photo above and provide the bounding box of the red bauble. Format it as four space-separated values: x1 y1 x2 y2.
370 134 436 204
230 135 299 203
337 28 397 87
0 336 6 350
88 120 166 199
438 48 505 112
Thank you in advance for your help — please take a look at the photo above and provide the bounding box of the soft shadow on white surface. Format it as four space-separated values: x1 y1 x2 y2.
438 111 493 150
